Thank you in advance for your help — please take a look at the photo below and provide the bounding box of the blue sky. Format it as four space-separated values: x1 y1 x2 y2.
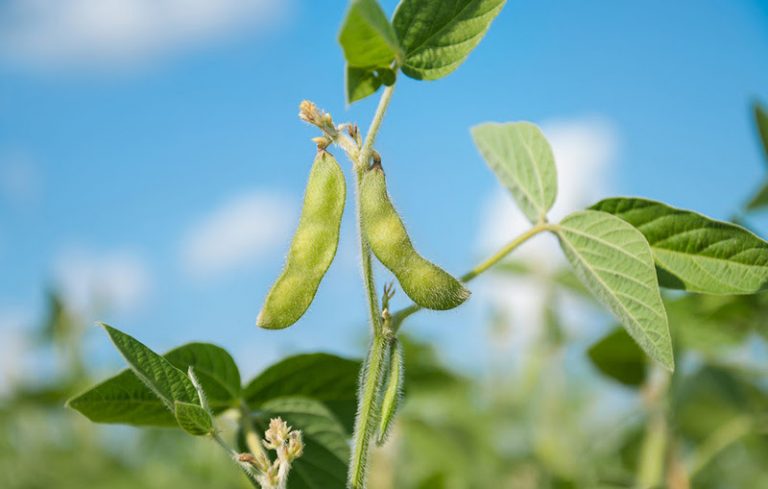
1 0 767 382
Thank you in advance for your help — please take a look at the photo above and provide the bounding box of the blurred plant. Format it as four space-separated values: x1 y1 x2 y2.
62 2 768 489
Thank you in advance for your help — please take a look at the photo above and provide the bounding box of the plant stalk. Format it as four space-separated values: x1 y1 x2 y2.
348 334 388 488
348 84 397 487
391 222 554 331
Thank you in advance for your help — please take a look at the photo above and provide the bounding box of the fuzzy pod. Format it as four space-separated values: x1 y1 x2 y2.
257 150 346 329
361 165 469 310
376 339 403 446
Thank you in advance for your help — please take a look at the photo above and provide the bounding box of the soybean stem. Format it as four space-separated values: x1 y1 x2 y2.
348 83 396 489
348 334 388 489
391 222 554 331
211 430 261 488
359 84 396 171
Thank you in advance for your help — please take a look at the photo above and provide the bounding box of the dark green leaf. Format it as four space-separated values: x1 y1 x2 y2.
587 327 647 387
243 353 360 433
174 401 213 436
100 324 198 409
164 342 241 411
755 101 768 164
67 369 178 426
593 197 768 294
255 397 349 489
393 0 505 80
745 178 768 212
68 341 239 427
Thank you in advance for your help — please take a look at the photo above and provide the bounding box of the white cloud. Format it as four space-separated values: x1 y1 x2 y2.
0 0 286 70
180 190 295 278
475 117 618 352
54 247 152 315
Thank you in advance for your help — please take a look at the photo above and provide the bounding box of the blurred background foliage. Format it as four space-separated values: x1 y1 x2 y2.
2 106 768 489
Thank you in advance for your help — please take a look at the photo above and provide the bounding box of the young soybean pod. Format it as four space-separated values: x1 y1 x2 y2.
376 338 403 446
257 150 346 329
361 164 470 310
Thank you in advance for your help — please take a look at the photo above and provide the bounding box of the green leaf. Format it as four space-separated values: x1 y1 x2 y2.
347 66 383 104
243 353 360 433
254 397 349 489
587 327 647 387
556 211 673 370
471 122 558 223
339 0 401 103
745 178 768 212
100 324 198 409
67 369 178 426
592 198 768 295
174 401 213 436
164 342 241 411
393 0 506 80
755 101 768 164
67 341 239 427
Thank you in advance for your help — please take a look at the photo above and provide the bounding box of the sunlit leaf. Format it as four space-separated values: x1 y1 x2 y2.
393 0 506 80
339 0 401 103
472 122 557 223
593 197 768 294
556 211 673 370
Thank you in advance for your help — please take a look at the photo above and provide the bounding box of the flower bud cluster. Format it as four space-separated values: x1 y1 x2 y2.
239 417 304 489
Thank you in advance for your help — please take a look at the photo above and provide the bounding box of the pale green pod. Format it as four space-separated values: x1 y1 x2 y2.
257 150 346 329
361 165 470 310
376 339 403 446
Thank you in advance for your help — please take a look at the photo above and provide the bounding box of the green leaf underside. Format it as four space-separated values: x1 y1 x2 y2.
339 0 400 67
243 353 361 433
556 211 673 370
68 341 240 427
174 401 213 436
255 397 349 489
393 0 506 80
755 101 768 164
593 198 768 295
471 122 557 223
587 327 647 387
102 324 198 410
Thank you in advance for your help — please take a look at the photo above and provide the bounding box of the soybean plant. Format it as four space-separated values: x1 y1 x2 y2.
66 1 768 489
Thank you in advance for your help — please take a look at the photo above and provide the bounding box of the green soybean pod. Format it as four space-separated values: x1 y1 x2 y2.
361 165 470 310
376 339 403 446
257 150 346 329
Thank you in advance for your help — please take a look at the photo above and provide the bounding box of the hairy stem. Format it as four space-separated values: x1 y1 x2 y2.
391 222 554 331
348 83 397 488
359 84 396 171
211 430 262 488
349 334 388 488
